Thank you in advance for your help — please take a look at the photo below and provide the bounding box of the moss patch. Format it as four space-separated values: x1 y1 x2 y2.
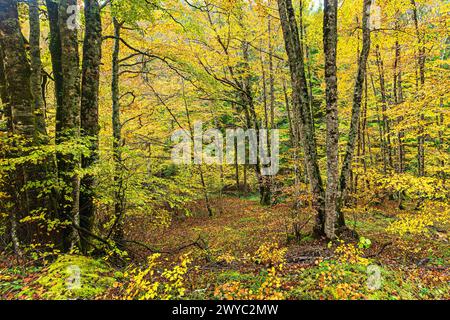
35 255 115 300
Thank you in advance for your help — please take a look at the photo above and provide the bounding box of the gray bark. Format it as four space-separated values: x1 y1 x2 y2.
57 0 82 251
338 0 372 228
277 0 325 237
323 0 339 239
80 0 102 253
29 0 47 136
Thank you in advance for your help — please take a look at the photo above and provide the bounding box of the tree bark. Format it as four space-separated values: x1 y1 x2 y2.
80 0 102 253
323 0 339 239
277 0 325 237
57 0 82 251
0 0 36 138
111 17 125 245
29 0 47 137
0 44 12 131
375 44 393 169
411 0 426 176
45 0 64 112
337 0 372 229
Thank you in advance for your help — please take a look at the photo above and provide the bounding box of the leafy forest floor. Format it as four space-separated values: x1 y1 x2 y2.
1 195 449 300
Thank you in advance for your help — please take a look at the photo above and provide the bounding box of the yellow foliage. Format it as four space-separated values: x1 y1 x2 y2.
252 242 287 267
123 253 191 300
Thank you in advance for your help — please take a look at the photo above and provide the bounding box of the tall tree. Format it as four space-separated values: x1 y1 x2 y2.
80 0 102 253
323 0 339 239
337 0 372 228
111 17 125 246
277 0 325 237
29 0 47 136
411 0 426 177
0 0 36 138
45 0 64 112
56 0 82 251
0 44 11 132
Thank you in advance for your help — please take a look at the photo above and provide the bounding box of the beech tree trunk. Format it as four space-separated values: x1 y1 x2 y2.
337 0 372 229
57 0 82 251
29 0 47 137
0 0 36 138
111 17 125 245
277 0 325 237
80 0 102 253
0 44 11 131
45 0 64 112
411 0 426 177
323 0 339 239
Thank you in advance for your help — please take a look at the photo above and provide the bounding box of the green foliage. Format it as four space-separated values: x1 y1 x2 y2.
28 255 115 300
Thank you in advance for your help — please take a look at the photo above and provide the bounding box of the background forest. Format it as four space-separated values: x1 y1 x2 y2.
0 0 448 300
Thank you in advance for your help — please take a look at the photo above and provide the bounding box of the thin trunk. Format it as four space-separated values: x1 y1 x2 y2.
394 40 405 174
268 15 275 129
375 44 393 169
182 81 213 217
242 40 271 205
45 0 64 111
0 44 11 131
337 0 372 229
323 0 339 239
112 18 125 245
411 0 426 176
370 71 387 174
29 0 47 137
278 0 325 237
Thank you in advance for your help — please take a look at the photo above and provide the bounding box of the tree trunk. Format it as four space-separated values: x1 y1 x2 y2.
80 0 102 253
57 0 82 251
45 0 64 112
111 17 125 245
277 0 325 237
323 0 339 239
337 0 372 229
0 44 12 131
29 0 47 137
375 44 393 169
411 0 426 177
0 0 36 138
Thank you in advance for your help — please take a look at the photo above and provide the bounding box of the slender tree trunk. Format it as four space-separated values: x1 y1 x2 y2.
29 0 47 137
0 44 12 131
411 0 426 176
394 40 405 174
111 17 125 245
337 0 372 229
182 81 213 217
375 44 393 169
323 0 339 239
278 0 325 237
45 0 64 112
80 0 102 253
268 15 275 130
241 40 271 205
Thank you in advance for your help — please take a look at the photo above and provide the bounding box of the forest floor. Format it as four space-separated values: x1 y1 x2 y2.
1 195 449 300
